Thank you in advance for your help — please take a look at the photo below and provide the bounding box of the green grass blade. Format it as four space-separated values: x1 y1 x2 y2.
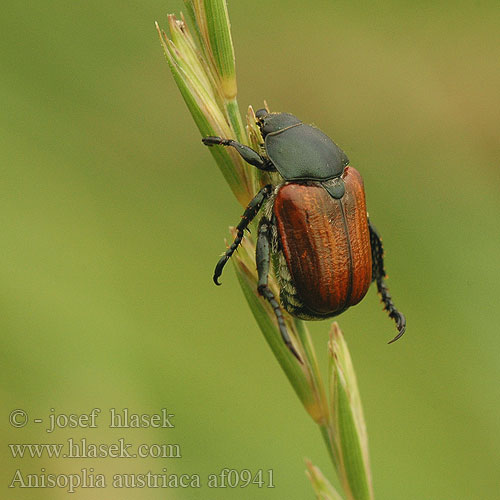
232 239 316 414
306 459 345 500
329 324 374 500
155 20 252 204
202 0 237 99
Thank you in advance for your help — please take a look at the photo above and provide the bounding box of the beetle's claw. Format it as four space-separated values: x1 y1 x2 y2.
202 136 221 146
278 327 303 364
213 266 224 285
388 312 406 344
213 257 228 286
288 344 303 364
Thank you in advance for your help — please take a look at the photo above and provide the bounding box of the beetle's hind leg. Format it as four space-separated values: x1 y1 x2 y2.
213 184 272 285
368 219 406 343
202 137 275 171
256 217 302 362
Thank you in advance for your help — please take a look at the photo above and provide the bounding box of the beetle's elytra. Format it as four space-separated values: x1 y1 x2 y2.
275 169 372 319
203 110 405 361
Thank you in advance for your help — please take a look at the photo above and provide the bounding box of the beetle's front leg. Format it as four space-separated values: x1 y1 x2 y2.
213 184 273 285
256 217 302 362
202 137 276 172
369 219 406 343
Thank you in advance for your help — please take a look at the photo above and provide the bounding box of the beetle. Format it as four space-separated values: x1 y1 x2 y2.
202 109 405 360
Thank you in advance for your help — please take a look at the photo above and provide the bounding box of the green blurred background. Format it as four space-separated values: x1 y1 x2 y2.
2 1 499 498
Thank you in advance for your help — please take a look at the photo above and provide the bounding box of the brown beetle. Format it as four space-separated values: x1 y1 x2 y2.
203 110 405 360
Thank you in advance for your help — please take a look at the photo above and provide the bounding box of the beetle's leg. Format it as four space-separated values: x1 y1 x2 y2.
202 137 276 172
213 184 272 285
368 219 406 343
256 217 302 362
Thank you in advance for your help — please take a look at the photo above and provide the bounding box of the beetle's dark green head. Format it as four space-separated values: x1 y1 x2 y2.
255 109 302 137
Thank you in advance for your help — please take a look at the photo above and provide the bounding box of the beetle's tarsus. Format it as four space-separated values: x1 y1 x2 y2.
202 136 225 146
202 136 276 171
258 284 303 364
283 334 302 363
377 281 405 340
213 256 229 285
256 217 303 364
377 278 406 343
212 185 272 286
368 219 407 343
285 337 302 363
388 312 406 344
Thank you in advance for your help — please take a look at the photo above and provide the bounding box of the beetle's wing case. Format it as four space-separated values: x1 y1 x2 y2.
272 168 372 319
265 124 349 182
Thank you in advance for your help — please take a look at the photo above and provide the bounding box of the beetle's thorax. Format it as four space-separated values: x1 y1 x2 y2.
261 114 350 183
